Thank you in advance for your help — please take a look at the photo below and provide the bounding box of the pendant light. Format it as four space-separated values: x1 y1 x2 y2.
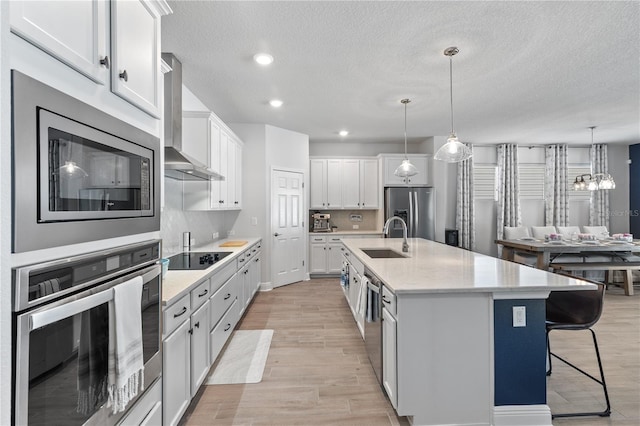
434 46 473 163
572 126 615 191
53 139 88 179
394 98 418 178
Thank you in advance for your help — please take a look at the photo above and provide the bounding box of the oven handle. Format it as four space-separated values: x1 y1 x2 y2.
29 265 160 331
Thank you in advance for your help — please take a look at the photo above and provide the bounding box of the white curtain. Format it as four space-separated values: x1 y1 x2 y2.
456 144 475 250
496 144 521 255
544 144 569 226
589 144 610 228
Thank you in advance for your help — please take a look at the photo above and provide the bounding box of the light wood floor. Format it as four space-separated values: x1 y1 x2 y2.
181 279 639 426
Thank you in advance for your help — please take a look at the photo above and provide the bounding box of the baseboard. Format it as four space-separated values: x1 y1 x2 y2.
492 405 552 426
259 281 273 291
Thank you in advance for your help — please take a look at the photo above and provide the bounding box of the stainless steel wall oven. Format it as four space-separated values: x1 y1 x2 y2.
11 70 160 253
12 240 162 425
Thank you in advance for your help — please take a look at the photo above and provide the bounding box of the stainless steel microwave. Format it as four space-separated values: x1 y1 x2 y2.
11 71 160 253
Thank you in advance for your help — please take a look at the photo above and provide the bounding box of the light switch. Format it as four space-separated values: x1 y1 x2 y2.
251 217 258 226
513 306 526 327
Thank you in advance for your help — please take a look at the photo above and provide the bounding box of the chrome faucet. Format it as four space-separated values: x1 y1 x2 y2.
383 216 409 252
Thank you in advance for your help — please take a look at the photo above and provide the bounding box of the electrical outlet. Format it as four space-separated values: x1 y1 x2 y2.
251 217 258 226
228 230 235 236
352 224 359 229
212 232 219 239
512 306 526 327
190 238 195 246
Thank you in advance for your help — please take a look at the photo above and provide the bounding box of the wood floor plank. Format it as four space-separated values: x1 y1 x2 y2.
181 278 639 425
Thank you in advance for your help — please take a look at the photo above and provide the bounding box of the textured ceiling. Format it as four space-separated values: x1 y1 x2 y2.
161 1 640 146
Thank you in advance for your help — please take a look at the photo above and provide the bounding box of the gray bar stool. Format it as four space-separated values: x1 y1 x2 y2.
546 280 611 418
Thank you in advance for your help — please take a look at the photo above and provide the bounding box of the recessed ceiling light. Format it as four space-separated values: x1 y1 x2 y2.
339 130 349 137
253 53 274 65
269 99 283 108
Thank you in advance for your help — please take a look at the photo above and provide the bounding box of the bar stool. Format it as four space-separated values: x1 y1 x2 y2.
546 281 611 418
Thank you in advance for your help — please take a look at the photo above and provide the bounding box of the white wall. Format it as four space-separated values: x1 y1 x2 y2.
309 140 426 157
229 123 309 288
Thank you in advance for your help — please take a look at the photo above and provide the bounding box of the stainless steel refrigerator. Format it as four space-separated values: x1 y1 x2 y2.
384 187 436 240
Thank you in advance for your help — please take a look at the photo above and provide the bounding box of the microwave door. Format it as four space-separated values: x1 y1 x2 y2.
78 189 107 211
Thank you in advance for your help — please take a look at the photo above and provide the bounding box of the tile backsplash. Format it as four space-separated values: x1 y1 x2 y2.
312 209 379 232
160 178 237 256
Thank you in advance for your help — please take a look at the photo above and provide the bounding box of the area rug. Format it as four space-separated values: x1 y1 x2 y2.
206 329 274 385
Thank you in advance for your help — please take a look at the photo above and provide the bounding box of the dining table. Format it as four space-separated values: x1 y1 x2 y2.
495 237 640 270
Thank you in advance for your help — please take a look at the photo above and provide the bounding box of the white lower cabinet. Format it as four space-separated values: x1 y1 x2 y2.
382 306 398 409
190 300 210 397
163 241 262 425
210 299 240 364
309 235 346 274
162 318 191 426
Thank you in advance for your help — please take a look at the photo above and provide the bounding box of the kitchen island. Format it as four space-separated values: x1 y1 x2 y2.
341 237 596 426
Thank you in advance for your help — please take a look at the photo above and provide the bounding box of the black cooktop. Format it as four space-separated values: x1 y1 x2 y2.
167 251 232 270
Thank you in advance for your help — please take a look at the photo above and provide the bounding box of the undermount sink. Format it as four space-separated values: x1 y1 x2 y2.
361 248 407 259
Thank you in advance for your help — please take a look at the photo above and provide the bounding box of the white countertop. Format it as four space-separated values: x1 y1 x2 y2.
162 237 261 305
341 237 597 295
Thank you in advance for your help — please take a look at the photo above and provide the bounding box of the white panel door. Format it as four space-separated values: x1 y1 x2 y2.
271 169 305 287
218 131 229 207
382 307 398 409
227 139 237 209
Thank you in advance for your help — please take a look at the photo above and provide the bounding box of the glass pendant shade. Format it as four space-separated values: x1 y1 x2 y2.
395 158 418 177
572 173 615 191
435 46 472 163
56 160 88 179
434 133 473 162
394 98 419 178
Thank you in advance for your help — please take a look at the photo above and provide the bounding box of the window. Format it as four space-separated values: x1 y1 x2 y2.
519 164 545 200
474 165 497 200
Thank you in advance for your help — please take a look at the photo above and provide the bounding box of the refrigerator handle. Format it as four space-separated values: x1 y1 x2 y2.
408 191 413 237
414 191 419 237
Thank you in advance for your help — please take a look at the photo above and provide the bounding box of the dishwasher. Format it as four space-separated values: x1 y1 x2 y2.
364 268 383 384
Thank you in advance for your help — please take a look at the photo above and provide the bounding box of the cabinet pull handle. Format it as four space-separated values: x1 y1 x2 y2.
198 289 208 298
100 56 110 69
239 258 245 262
255 258 259 262
188 328 193 335
224 323 231 331
118 70 128 82
194 321 200 328
224 293 231 300
173 307 187 318
244 270 249 275
274 233 280 237
382 297 391 304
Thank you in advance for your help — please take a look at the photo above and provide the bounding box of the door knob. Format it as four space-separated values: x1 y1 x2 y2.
274 232 280 237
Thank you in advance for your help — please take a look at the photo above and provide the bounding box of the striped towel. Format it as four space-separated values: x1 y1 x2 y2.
107 276 145 414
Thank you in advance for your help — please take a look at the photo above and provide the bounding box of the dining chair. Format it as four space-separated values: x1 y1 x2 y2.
530 226 558 239
503 226 531 239
502 227 537 266
582 225 609 237
546 281 611 418
556 226 581 238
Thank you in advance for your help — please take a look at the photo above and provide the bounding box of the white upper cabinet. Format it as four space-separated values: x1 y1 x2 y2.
310 158 379 210
182 111 243 211
111 0 167 117
310 159 327 209
10 0 110 84
382 155 429 186
10 0 170 117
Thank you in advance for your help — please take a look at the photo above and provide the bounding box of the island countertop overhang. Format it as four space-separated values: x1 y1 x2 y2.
341 237 597 295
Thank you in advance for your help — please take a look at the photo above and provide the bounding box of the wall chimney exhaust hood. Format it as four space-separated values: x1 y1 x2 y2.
162 52 223 181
